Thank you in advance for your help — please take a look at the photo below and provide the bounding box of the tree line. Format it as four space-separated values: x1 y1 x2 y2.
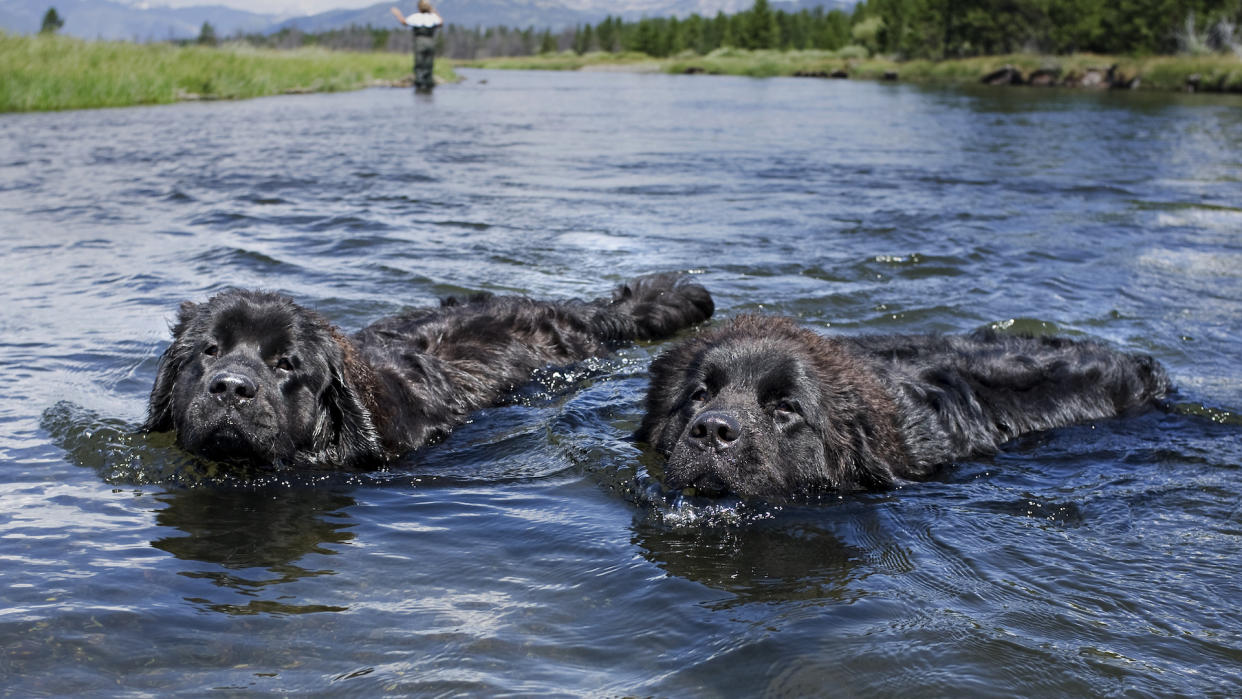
45 0 1242 59
572 0 1242 58
253 0 1241 59
226 2 853 59
855 0 1242 57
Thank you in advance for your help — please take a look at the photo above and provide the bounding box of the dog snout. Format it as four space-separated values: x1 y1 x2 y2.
208 371 257 401
688 410 741 450
690 471 728 497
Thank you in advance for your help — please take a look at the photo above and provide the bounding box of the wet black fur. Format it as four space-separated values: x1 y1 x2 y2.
144 273 713 468
637 315 1170 500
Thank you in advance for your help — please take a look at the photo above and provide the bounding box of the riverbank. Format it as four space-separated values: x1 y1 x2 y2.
461 48 1242 93
6 32 1238 113
0 32 459 112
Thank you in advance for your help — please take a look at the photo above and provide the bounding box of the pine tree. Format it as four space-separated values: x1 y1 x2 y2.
538 29 557 54
40 7 64 34
719 11 737 47
574 24 594 54
197 21 217 46
747 0 779 49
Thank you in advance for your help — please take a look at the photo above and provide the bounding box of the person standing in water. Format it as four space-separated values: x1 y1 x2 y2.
391 1 443 91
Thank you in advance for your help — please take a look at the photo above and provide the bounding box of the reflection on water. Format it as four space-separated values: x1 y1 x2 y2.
631 505 873 606
153 487 356 616
2 70 1242 694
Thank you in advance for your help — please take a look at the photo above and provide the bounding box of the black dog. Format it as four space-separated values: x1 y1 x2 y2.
144 274 713 468
637 315 1170 500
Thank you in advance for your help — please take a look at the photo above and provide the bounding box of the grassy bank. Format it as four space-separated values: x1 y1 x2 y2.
461 51 665 72
1 32 459 112
460 47 1242 93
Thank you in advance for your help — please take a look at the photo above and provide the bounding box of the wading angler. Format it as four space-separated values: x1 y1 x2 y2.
391 1 443 91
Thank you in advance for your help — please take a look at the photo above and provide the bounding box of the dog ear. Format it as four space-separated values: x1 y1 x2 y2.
143 301 203 433
175 301 199 328
635 336 705 448
312 333 385 468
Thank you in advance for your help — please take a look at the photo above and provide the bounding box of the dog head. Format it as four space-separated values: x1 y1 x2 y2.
637 315 908 500
144 289 381 468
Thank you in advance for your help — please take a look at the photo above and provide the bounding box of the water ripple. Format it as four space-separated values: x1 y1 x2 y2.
2 72 1242 696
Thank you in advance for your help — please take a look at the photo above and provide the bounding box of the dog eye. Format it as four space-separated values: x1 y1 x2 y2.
203 344 218 357
275 357 296 372
689 388 710 403
774 400 797 416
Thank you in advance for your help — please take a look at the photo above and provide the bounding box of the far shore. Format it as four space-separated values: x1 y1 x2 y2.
458 48 1242 95
4 30 1240 113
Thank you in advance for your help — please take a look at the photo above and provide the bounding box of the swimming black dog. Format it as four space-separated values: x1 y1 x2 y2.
637 315 1169 500
144 274 713 468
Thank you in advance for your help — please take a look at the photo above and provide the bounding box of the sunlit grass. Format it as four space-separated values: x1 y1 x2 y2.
7 29 1237 112
457 50 659 71
1136 53 1242 91
1 32 459 112
868 53 1242 90
666 46 871 77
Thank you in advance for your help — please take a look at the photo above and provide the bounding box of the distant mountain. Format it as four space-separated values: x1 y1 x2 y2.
278 0 853 32
0 0 853 40
0 0 274 40
276 1 600 33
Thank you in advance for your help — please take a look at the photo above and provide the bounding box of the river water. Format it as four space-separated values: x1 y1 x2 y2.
2 69 1241 694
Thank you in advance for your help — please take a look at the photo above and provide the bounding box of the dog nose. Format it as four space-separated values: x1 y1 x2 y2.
688 411 741 449
209 371 257 401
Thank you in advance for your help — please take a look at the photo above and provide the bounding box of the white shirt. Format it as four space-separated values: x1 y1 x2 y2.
405 12 442 28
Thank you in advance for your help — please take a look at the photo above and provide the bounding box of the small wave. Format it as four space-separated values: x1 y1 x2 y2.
1137 248 1242 279
41 401 379 489
611 183 716 197
388 172 438 183
860 252 970 282
395 413 581 485
241 195 287 206
1170 401 1242 426
191 246 290 273
627 470 778 528
510 357 624 403
42 397 601 491
43 400 215 487
308 215 392 234
1135 200 1242 214
188 211 261 229
971 497 1085 527
985 317 1070 336
434 220 492 231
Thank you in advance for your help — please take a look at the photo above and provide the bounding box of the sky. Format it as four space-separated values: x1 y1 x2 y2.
124 0 766 19
128 0 398 16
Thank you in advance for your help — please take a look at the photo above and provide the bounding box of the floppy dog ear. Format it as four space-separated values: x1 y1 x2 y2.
143 301 200 433
635 335 706 449
312 333 385 468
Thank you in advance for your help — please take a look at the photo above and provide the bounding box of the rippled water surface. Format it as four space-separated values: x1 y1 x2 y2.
3 70 1242 694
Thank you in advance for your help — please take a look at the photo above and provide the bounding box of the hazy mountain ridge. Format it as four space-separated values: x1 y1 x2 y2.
1 0 850 40
1 0 273 40
280 0 850 32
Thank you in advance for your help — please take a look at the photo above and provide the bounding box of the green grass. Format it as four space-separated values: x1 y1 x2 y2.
1135 54 1242 91
851 53 1242 90
459 47 1242 93
665 46 873 78
457 50 660 71
1 32 459 112
8 30 1236 112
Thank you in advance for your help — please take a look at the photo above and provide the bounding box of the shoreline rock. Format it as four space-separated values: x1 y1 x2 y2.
979 62 1143 90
